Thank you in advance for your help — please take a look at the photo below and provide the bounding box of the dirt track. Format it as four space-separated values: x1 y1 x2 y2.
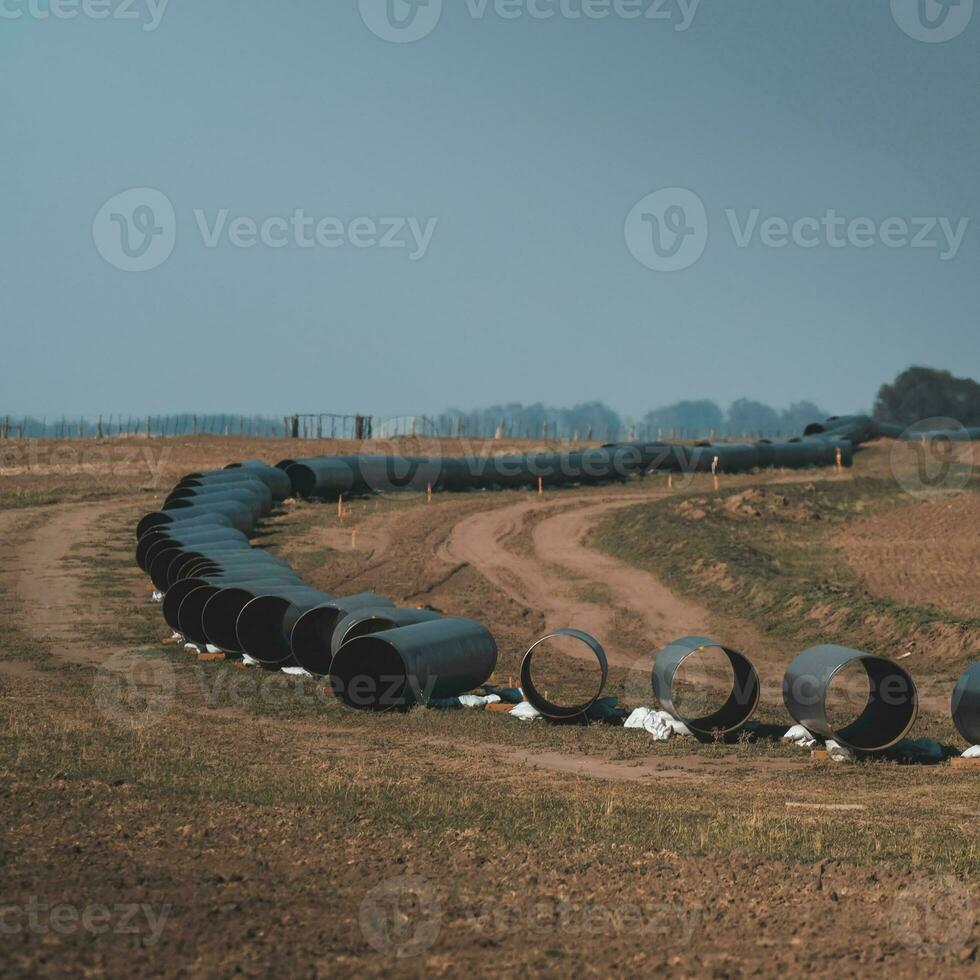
442 496 711 666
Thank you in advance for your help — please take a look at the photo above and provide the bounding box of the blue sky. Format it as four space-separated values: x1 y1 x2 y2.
2 1 978 418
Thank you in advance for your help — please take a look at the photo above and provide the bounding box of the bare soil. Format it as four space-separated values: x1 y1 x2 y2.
0 436 978 978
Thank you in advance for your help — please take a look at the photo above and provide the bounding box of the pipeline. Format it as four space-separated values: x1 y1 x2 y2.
134 432 963 743
652 636 760 737
782 645 918 752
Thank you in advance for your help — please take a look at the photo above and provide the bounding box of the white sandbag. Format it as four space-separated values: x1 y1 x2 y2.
510 702 541 721
151 590 164 603
183 642 201 653
825 740 855 762
962 745 980 758
458 694 502 708
282 666 312 677
624 707 692 741
206 644 222 655
241 654 260 667
783 724 818 748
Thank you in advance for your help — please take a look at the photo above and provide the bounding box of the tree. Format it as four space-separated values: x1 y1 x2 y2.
873 367 980 425
726 398 782 437
643 400 724 439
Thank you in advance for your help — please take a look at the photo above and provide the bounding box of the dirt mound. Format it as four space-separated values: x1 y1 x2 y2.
678 486 823 522
838 493 980 620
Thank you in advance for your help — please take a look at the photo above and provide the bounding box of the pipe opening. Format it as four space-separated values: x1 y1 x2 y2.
520 629 608 720
202 589 254 653
163 578 208 631
237 596 294 666
653 638 760 736
291 606 343 674
828 658 917 751
330 637 407 711
177 586 220 645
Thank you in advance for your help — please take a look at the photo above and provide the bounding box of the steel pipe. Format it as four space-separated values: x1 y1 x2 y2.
290 594 397 674
952 663 980 745
330 617 498 710
177 574 304 646
236 587 335 666
331 607 443 657
782 645 918 752
652 636 760 737
520 629 608 720
137 500 256 539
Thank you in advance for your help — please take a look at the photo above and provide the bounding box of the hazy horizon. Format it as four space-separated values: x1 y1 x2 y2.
3 2 978 418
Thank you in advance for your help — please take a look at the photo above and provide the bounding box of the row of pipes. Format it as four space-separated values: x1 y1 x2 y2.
134 417 978 751
526 631 980 752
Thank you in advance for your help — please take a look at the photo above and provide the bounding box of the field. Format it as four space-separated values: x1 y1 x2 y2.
1 436 979 977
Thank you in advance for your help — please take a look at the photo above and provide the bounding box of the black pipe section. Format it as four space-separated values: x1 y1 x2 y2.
182 464 291 499
178 574 305 646
782 645 918 752
236 587 335 666
290 594 397 674
652 636 760 737
520 629 608 720
331 607 443 658
163 489 267 520
167 480 274 513
329 618 498 710
137 526 248 571
202 577 312 654
137 501 256 539
952 663 980 746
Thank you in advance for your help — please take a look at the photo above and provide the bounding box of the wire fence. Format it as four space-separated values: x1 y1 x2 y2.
0 413 797 443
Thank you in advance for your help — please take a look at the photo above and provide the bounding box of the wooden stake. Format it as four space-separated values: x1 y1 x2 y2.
338 495 344 521
538 477 543 497
351 528 358 550
427 483 433 503
668 473 673 490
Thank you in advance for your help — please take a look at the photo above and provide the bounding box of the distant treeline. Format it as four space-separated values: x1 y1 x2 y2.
436 399 830 441
4 367 976 442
